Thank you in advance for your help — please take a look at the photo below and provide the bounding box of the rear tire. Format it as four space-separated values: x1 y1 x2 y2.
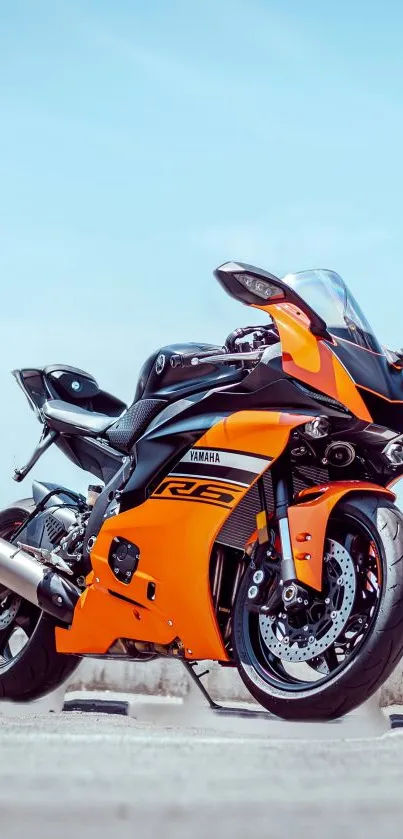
232 494 403 720
0 500 80 702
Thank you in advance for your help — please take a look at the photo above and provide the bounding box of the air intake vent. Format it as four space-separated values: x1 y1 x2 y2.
292 381 350 413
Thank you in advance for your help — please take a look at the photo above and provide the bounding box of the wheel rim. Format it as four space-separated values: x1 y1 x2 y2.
241 513 384 692
0 519 41 669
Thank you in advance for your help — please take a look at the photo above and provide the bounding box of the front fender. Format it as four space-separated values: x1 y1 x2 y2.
289 482 395 591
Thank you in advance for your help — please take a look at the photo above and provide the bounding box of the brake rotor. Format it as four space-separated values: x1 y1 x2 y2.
0 589 21 630
259 539 356 663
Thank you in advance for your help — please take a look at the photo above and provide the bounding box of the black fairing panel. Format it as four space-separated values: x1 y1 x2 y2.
45 366 126 416
120 410 232 510
331 340 403 400
120 368 353 511
330 340 403 430
14 365 126 416
134 343 245 402
358 389 403 434
56 435 124 484
44 365 100 400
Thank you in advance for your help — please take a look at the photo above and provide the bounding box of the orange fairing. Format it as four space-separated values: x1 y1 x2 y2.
56 410 312 660
289 482 395 591
252 301 372 422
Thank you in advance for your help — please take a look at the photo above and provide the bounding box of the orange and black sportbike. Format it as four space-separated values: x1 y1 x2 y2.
2 262 403 720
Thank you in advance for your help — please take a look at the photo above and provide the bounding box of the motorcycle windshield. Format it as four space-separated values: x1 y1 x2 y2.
282 269 382 355
280 269 403 428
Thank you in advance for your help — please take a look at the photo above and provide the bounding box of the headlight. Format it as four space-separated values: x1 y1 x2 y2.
234 273 284 301
384 437 403 465
303 416 330 439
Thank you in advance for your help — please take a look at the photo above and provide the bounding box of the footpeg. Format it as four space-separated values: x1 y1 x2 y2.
17 542 74 576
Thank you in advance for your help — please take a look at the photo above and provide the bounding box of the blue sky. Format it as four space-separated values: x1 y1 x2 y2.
0 0 403 502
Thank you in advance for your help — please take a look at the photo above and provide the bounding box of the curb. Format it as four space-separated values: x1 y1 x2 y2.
60 688 392 740
63 697 130 716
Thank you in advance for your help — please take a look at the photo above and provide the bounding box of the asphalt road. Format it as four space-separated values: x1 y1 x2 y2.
0 712 402 839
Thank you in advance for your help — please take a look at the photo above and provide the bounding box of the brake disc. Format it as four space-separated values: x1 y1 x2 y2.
0 590 21 630
259 539 356 663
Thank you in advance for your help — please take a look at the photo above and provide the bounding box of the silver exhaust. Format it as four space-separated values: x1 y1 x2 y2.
0 537 81 623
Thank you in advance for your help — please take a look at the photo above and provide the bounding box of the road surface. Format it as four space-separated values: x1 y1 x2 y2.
0 712 402 839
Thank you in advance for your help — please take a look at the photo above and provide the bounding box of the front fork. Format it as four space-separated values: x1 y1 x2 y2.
256 450 395 596
253 449 309 613
269 449 297 585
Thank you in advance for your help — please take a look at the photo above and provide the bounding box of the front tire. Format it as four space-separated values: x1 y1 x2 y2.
0 500 79 702
232 494 403 720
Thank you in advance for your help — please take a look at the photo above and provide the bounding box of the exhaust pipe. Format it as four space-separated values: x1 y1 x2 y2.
0 538 81 623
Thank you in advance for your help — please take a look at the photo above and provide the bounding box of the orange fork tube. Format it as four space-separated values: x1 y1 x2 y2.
289 482 395 591
56 410 312 661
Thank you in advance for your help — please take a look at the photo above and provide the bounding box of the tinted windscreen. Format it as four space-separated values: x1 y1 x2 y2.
282 269 382 353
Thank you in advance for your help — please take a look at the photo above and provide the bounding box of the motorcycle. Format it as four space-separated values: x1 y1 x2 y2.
1 261 403 720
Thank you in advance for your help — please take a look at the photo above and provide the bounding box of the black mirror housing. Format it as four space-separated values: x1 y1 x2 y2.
214 261 330 339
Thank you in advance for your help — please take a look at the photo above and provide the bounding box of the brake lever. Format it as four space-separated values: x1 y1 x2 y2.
170 349 264 368
192 350 264 365
170 350 225 369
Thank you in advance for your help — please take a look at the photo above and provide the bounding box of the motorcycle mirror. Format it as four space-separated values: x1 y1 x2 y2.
214 261 330 339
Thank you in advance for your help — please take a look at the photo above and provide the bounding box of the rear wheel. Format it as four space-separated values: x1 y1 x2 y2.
0 500 79 701
232 494 403 720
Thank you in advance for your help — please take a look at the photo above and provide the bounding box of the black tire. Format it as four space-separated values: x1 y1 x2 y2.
0 500 80 702
232 493 403 721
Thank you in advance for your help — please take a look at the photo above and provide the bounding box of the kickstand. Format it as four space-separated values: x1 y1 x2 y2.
182 661 221 709
182 660 276 721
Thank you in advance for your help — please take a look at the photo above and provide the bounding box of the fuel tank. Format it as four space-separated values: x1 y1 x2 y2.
134 343 245 402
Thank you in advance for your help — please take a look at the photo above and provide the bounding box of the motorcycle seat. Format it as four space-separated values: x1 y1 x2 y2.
42 400 116 438
42 396 167 453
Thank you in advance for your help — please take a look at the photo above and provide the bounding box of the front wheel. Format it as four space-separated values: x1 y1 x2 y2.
232 494 403 721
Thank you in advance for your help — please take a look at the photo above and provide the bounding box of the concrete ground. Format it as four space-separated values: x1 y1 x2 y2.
0 710 402 839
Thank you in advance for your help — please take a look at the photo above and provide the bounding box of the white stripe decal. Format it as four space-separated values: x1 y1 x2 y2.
179 449 271 474
169 472 250 488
